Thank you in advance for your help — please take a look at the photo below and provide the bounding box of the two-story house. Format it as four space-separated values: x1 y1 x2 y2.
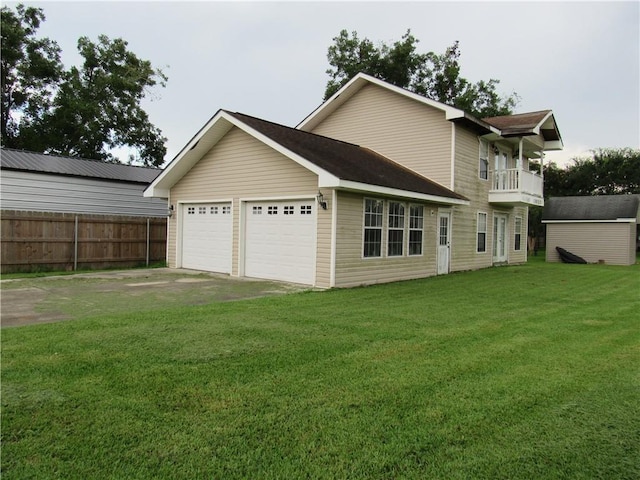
145 73 562 287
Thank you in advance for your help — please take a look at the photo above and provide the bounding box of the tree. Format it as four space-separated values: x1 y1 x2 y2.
1 4 62 147
325 30 518 118
543 148 640 197
1 4 167 167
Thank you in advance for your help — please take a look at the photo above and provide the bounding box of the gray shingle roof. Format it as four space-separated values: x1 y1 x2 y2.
0 148 162 184
542 195 640 221
227 112 468 202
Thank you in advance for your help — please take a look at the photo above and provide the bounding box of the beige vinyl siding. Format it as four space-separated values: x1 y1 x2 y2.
315 188 333 288
546 222 636 266
308 84 453 188
333 190 438 288
168 127 323 281
450 126 495 271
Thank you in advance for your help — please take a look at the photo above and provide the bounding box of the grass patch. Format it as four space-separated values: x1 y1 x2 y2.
2 262 639 479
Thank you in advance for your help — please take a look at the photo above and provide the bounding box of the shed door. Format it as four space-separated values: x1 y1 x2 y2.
244 200 316 285
182 203 232 273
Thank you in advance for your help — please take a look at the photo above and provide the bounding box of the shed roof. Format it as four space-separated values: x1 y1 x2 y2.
542 195 640 222
0 148 162 184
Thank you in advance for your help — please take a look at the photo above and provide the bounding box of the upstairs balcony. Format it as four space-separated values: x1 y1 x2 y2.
488 168 544 207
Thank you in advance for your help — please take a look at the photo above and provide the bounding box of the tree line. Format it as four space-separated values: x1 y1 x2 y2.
1 4 167 167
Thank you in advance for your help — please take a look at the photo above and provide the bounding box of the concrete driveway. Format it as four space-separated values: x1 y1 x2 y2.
1 268 311 328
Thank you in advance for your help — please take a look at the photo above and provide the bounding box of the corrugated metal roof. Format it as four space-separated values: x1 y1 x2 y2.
0 148 162 184
542 195 640 221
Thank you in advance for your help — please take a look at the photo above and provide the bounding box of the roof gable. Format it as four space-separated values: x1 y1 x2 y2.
297 73 562 150
297 73 495 134
542 195 640 222
483 110 563 148
0 148 161 184
145 110 467 204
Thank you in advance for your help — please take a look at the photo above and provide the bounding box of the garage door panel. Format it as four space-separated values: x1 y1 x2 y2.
245 200 316 285
182 203 232 273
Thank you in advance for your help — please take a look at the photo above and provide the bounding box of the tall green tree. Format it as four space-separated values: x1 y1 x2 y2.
325 30 518 118
1 4 167 167
544 148 640 197
1 4 62 147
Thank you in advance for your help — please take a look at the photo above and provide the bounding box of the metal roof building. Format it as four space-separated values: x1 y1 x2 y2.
1 148 168 217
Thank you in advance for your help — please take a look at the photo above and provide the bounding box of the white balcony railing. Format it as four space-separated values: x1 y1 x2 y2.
489 168 543 205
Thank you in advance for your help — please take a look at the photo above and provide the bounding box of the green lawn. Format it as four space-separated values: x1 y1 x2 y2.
2 260 639 479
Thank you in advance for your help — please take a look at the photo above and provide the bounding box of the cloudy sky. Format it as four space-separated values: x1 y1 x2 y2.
9 1 640 167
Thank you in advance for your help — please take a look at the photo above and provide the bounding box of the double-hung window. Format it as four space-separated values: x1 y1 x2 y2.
408 205 424 255
363 199 383 257
479 139 489 180
477 212 487 253
387 202 405 256
514 217 522 251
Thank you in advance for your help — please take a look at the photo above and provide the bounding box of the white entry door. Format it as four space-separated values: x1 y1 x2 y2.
244 200 316 285
493 213 508 263
181 203 233 273
437 212 451 275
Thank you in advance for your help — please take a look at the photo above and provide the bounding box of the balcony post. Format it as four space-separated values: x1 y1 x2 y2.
518 138 524 169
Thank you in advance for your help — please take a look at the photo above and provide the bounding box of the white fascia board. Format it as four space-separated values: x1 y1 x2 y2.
143 186 169 198
322 179 469 206
531 111 554 135
144 110 231 198
542 218 636 224
297 73 466 130
543 140 564 151
144 110 341 198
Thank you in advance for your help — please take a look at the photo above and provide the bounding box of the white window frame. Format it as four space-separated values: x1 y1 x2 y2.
408 205 424 256
514 216 523 251
363 198 384 258
479 139 489 180
477 212 488 253
387 201 405 257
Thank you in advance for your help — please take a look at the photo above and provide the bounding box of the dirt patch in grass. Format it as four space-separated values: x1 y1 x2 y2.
1 268 310 327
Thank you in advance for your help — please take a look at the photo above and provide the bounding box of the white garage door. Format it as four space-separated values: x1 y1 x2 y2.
245 200 316 284
182 203 232 273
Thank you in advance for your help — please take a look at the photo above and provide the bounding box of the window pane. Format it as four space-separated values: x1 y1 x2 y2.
364 229 382 257
409 230 423 255
477 213 487 252
388 229 403 256
409 206 423 229
365 199 383 227
477 232 486 253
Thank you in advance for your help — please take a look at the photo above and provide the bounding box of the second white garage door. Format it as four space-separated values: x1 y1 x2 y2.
182 203 232 273
244 200 316 285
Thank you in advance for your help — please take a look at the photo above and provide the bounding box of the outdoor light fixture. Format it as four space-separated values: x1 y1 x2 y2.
316 192 327 210
168 204 174 217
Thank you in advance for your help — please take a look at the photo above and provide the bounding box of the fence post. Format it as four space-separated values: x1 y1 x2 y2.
146 217 150 267
74 215 79 271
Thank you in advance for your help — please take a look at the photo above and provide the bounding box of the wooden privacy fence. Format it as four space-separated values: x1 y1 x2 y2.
1 210 167 273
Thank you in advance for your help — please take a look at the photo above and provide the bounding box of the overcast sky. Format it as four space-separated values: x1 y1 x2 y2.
9 1 640 167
